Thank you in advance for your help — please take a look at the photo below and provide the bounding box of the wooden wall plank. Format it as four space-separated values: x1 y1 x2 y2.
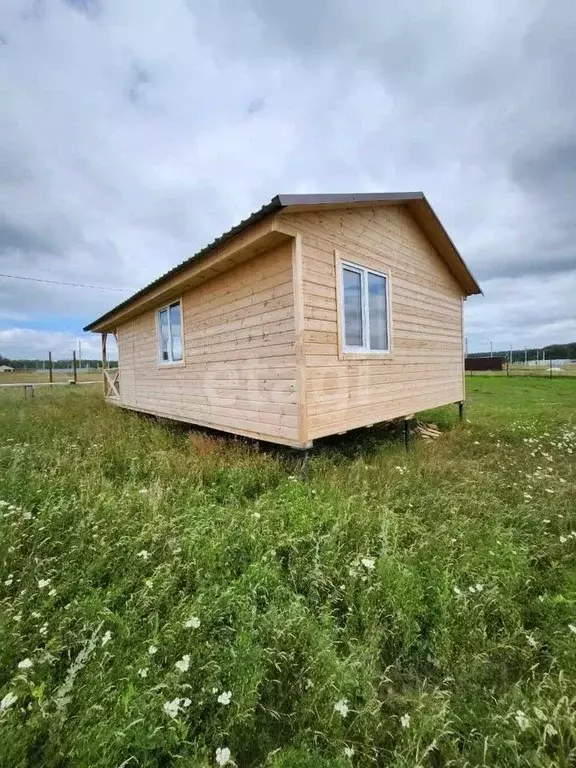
116 241 300 444
280 204 465 439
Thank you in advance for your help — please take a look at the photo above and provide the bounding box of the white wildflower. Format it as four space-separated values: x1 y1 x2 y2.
475 583 484 592
48 588 57 597
344 746 355 758
526 634 538 648
453 586 462 597
334 699 349 717
163 698 180 719
545 723 558 736
40 623 48 636
559 536 567 544
468 585 476 593
515 710 530 731
184 616 201 629
361 557 376 571
568 624 576 635
4 577 13 586
211 686 219 693
182 697 191 708
215 747 231 766
400 713 411 728
543 519 551 524
138 668 148 678
217 690 232 705
0 692 18 712
37 579 51 589
17 658 33 670
136 550 150 560
175 654 190 673
252 512 261 519
148 645 158 655
101 630 112 647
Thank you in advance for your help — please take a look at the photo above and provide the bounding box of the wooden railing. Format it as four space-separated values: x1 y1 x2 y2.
103 369 120 399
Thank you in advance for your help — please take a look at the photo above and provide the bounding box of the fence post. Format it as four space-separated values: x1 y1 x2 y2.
72 351 78 383
506 360 510 377
550 358 553 380
48 351 53 384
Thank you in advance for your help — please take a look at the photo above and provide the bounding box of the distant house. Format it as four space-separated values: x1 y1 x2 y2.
85 192 482 448
0 365 14 373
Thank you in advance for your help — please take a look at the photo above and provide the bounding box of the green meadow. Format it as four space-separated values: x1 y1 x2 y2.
0 378 575 767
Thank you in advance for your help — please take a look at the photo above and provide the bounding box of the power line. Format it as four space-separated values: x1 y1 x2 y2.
0 273 133 292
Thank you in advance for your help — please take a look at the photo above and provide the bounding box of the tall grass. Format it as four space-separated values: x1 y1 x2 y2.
0 378 575 767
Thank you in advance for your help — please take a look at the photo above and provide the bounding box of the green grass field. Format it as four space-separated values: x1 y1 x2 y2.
0 378 575 767
0 370 102 385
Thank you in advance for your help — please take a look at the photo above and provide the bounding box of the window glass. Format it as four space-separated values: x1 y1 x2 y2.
169 302 183 361
343 268 363 347
340 261 390 352
368 273 388 350
159 308 170 361
158 301 183 363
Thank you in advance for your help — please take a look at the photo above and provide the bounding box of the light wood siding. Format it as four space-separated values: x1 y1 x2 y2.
282 204 465 441
115 242 299 445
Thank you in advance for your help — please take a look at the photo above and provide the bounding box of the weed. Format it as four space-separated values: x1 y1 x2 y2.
0 378 575 766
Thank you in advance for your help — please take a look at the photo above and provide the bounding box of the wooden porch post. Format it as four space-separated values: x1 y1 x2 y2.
101 332 108 396
101 332 108 369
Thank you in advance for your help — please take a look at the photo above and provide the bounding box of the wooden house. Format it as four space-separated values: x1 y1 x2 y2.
84 193 481 448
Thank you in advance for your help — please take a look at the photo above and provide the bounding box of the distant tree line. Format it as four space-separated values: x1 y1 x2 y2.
0 355 118 369
468 342 576 361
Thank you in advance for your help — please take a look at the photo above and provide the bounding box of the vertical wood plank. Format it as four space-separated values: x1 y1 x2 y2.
292 232 310 447
101 332 108 396
461 297 465 402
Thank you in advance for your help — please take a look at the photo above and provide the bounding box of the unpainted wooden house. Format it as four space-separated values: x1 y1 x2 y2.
84 193 481 448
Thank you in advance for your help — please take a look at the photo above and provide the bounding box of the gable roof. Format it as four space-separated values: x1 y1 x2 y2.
84 192 481 332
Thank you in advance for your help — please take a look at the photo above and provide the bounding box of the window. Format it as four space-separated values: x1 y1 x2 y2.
340 260 390 353
157 300 183 364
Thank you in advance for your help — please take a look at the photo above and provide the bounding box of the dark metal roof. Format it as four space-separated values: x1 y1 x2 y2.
84 191 478 331
276 192 424 206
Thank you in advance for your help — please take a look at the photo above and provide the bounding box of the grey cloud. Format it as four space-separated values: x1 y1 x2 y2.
127 63 152 104
0 216 55 255
61 0 101 18
247 98 265 115
0 0 574 354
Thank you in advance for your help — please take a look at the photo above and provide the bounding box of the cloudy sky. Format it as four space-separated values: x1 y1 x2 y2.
0 0 574 360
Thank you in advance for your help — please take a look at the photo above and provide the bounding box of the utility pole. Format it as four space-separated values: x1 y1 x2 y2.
524 346 527 365
490 341 493 358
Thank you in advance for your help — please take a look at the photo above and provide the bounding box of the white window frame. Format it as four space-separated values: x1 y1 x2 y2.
338 258 391 355
156 298 185 366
